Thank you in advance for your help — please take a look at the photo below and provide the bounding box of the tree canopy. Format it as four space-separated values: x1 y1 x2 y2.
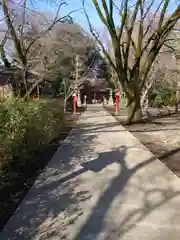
0 0 104 99
84 0 180 122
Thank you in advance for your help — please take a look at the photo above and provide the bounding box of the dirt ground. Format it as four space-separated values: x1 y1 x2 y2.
106 105 180 178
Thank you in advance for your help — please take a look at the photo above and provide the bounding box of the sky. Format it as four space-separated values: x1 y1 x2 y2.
34 0 180 41
36 0 104 31
0 0 178 32
37 0 179 26
0 0 179 47
65 0 102 29
0 0 178 64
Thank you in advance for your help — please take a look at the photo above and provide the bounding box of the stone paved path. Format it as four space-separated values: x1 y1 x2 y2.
1 104 180 240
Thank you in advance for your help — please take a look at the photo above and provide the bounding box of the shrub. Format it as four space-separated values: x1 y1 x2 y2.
0 97 64 184
150 87 176 107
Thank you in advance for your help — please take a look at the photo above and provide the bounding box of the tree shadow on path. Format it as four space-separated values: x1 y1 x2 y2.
0 133 98 240
1 117 180 239
53 148 125 186
73 146 180 240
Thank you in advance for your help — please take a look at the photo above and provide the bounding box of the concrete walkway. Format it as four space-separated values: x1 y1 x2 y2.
1 105 180 240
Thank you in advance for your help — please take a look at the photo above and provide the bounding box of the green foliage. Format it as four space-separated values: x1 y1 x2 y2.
0 98 64 182
150 87 176 107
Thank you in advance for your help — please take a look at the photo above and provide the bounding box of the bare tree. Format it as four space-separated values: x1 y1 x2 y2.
83 0 180 123
0 28 11 68
24 19 99 112
163 30 180 111
0 0 75 96
27 20 97 104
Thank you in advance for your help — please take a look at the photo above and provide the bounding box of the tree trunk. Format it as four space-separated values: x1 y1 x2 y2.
0 45 11 68
24 76 44 99
22 67 28 94
127 94 142 123
64 98 67 114
175 90 180 113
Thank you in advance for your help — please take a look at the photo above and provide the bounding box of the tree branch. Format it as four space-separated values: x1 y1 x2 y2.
25 5 77 55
